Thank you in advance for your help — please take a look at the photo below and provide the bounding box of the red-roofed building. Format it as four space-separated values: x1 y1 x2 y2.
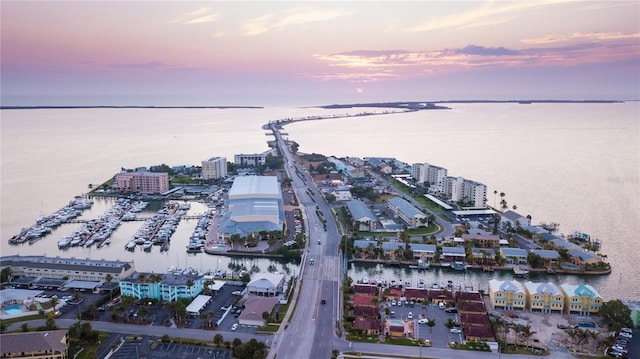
354 284 378 296
460 312 491 327
354 306 379 318
464 325 495 342
388 323 406 337
459 301 486 313
455 291 484 303
384 287 403 300
404 288 429 302
354 294 377 308
429 289 454 305
353 317 381 335
462 234 501 248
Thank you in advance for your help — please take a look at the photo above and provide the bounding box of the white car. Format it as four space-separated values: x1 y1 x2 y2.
450 328 462 334
391 300 397 306
407 312 413 319
231 323 239 331
619 332 632 339
418 318 429 324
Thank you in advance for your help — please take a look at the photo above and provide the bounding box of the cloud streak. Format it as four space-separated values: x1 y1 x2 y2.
522 32 640 45
312 39 640 82
171 7 218 24
242 6 352 36
403 0 569 32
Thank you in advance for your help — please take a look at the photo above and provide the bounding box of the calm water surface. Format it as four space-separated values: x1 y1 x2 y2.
1 104 638 300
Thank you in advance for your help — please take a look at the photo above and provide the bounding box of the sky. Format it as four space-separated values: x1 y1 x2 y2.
1 1 639 106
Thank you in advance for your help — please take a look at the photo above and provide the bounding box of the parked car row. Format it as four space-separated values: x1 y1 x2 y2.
608 327 633 358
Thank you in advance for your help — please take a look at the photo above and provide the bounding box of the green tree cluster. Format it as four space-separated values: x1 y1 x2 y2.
599 299 633 332
232 338 267 359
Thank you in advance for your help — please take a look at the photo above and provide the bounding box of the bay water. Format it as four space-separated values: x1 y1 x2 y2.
1 103 637 300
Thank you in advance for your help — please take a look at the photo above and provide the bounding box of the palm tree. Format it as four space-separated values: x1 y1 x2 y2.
213 333 224 347
0 321 7 334
578 328 589 351
566 329 577 350
20 323 29 332
1 267 13 283
50 297 59 311
445 318 456 329
493 190 498 208
520 324 536 349
427 319 436 339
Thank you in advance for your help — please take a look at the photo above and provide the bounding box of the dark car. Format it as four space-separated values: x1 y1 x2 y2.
445 308 458 313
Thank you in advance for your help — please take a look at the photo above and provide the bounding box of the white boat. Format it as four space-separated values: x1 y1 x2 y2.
57 236 72 248
125 241 137 251
404 280 411 287
417 279 425 288
431 282 439 289
513 266 530 276
362 276 369 284
70 237 82 246
390 279 397 287
143 240 153 250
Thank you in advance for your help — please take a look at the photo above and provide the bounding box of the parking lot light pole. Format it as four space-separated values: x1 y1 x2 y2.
419 343 422 358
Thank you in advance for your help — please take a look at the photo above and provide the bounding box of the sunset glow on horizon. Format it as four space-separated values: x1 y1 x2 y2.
1 1 639 105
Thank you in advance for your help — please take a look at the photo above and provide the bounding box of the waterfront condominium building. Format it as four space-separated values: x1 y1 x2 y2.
461 179 487 208
411 163 448 189
412 163 429 184
524 281 565 313
201 156 227 180
560 283 604 316
488 279 527 311
0 255 135 282
443 176 464 202
235 153 267 167
115 170 169 194
119 272 204 301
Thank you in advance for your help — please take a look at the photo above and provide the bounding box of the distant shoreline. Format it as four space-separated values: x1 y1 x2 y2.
0 99 626 110
315 99 624 109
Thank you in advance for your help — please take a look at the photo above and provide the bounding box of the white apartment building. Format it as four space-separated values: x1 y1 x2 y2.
443 176 464 202
235 153 267 167
412 163 429 184
462 179 487 208
201 156 227 180
411 163 448 189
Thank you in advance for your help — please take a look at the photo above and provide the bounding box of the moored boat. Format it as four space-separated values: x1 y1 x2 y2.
57 236 72 248
513 266 530 276
125 241 137 251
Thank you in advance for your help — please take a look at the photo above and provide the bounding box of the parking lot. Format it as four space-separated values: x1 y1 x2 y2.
108 336 231 359
31 283 249 333
384 300 463 347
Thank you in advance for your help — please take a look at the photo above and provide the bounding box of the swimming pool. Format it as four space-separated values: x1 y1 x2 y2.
565 264 578 269
390 320 404 327
3 305 23 315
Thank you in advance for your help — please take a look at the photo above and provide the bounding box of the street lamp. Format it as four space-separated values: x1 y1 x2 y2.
419 343 422 358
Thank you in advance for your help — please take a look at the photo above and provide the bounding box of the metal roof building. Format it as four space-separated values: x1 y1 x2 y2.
219 176 284 239
387 197 426 228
